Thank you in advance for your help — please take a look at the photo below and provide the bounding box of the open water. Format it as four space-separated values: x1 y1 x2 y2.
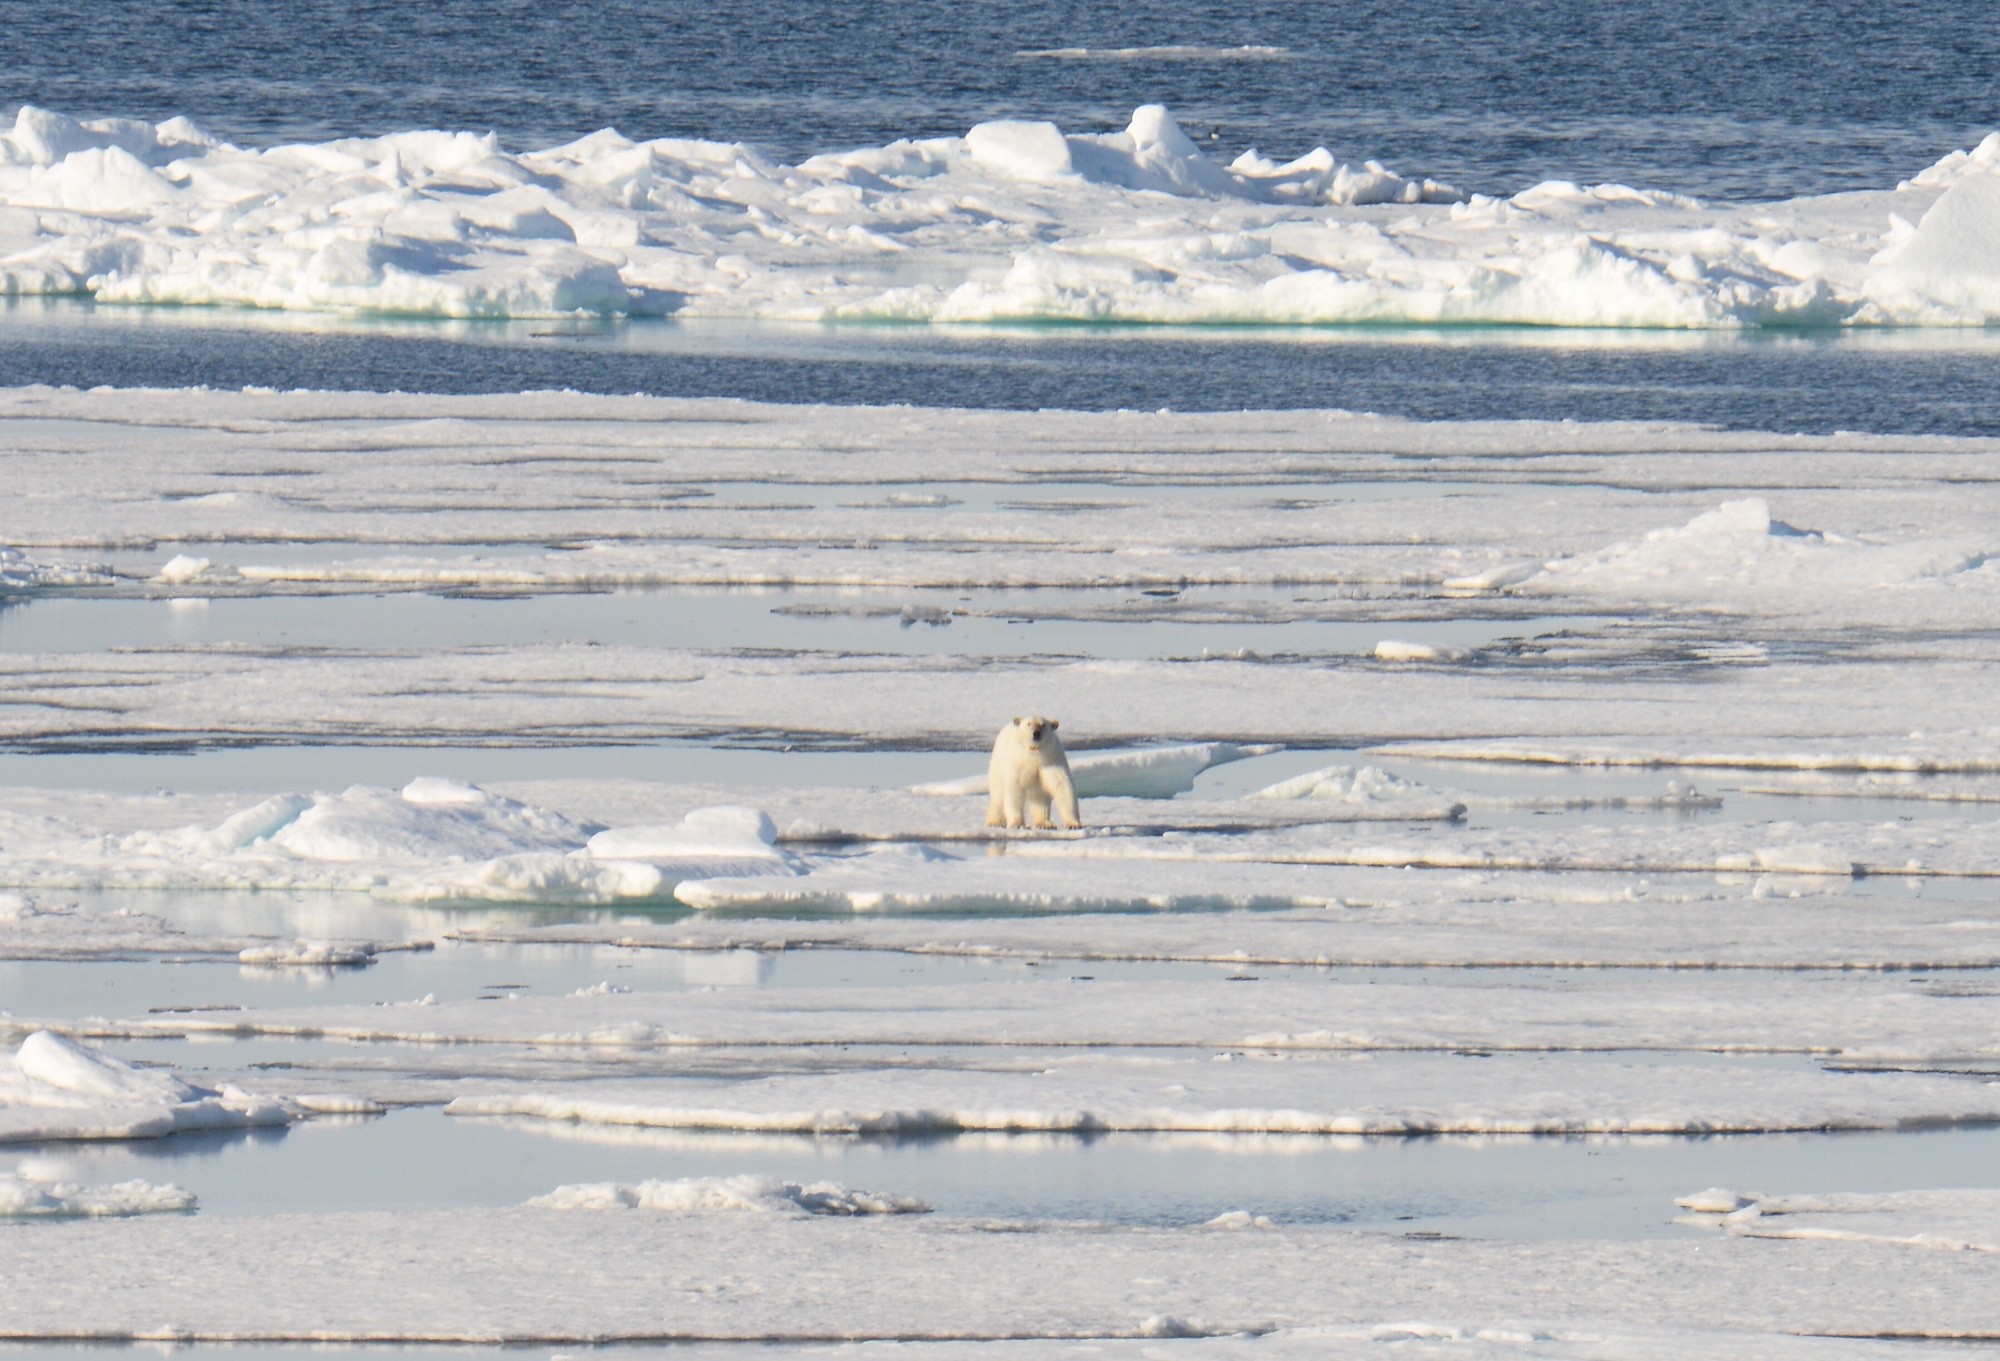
7 0 1999 200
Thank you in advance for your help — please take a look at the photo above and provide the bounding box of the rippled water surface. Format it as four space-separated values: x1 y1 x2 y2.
7 0 1998 199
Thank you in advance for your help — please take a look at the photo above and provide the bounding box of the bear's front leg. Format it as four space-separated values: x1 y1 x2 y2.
1001 782 1026 829
1044 768 1082 829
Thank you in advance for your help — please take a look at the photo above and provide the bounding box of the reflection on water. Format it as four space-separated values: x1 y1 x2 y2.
0 589 1602 659
9 1104 2000 1241
4 944 1647 1024
8 299 2000 434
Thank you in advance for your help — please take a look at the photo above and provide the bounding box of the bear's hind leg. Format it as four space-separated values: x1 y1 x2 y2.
1024 785 1053 829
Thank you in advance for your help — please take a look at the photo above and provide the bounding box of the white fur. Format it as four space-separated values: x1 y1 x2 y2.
986 716 1082 830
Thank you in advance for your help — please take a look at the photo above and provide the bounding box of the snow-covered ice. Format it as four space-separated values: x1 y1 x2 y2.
1679 1187 2000 1252
442 1053 2000 1137
4 382 2000 1351
450 885 2000 970
0 1169 194 1217
1 1206 1996 1343
74 973 2000 1064
6 103 2000 327
0 1030 293 1142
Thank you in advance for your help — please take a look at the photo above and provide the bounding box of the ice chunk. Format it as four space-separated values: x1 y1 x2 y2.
0 545 112 594
13 1030 198 1106
237 939 378 967
1714 844 1857 877
400 777 493 806
1373 640 1470 662
1680 1188 2000 1253
1675 1187 1758 1214
964 120 1074 181
266 782 588 862
0 1172 195 1217
1867 172 2000 319
154 554 214 584
1249 764 1463 818
193 793 314 852
584 806 801 890
0 1031 295 1142
588 805 779 859
525 1174 928 1216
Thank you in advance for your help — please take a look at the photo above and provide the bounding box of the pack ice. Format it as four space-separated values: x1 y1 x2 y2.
5 102 2000 325
0 778 794 902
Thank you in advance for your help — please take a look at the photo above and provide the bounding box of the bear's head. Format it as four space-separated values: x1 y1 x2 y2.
1014 716 1060 747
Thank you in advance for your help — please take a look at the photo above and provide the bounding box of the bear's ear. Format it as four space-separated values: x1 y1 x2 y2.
1048 719 1060 729
1012 716 1024 726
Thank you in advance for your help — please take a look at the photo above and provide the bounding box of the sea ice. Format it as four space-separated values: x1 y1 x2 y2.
0 1169 195 1217
0 1030 293 1142
84 973 2000 1064
1677 1187 2000 1252
449 884 2000 970
526 1174 929 1216
5 103 1999 325
1 1207 1994 1343
236 939 378 967
0 545 110 593
442 1053 2000 1137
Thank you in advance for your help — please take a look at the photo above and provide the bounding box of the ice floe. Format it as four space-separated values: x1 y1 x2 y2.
444 1052 2000 1137
1678 1187 2000 1253
1 1206 1995 1344
6 103 2000 326
452 882 2000 970
0 1169 195 1217
0 780 785 902
0 1030 293 1142
85 974 2000 1064
236 939 378 967
527 1174 929 1215
0 545 110 594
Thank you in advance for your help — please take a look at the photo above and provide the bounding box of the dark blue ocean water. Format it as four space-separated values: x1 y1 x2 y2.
4 302 1998 435
5 0 1997 200
3 3 1997 431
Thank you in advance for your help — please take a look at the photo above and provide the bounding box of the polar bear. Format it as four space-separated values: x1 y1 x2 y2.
986 716 1082 830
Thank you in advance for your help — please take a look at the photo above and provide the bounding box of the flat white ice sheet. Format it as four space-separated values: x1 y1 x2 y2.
52 973 2000 1064
0 1207 1995 1342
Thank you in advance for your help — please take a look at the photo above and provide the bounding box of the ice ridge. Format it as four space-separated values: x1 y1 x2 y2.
4 103 2000 326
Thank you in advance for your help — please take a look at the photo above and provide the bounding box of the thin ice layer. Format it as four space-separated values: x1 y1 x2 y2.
72 974 2000 1064
449 882 2000 970
442 1052 2000 1136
